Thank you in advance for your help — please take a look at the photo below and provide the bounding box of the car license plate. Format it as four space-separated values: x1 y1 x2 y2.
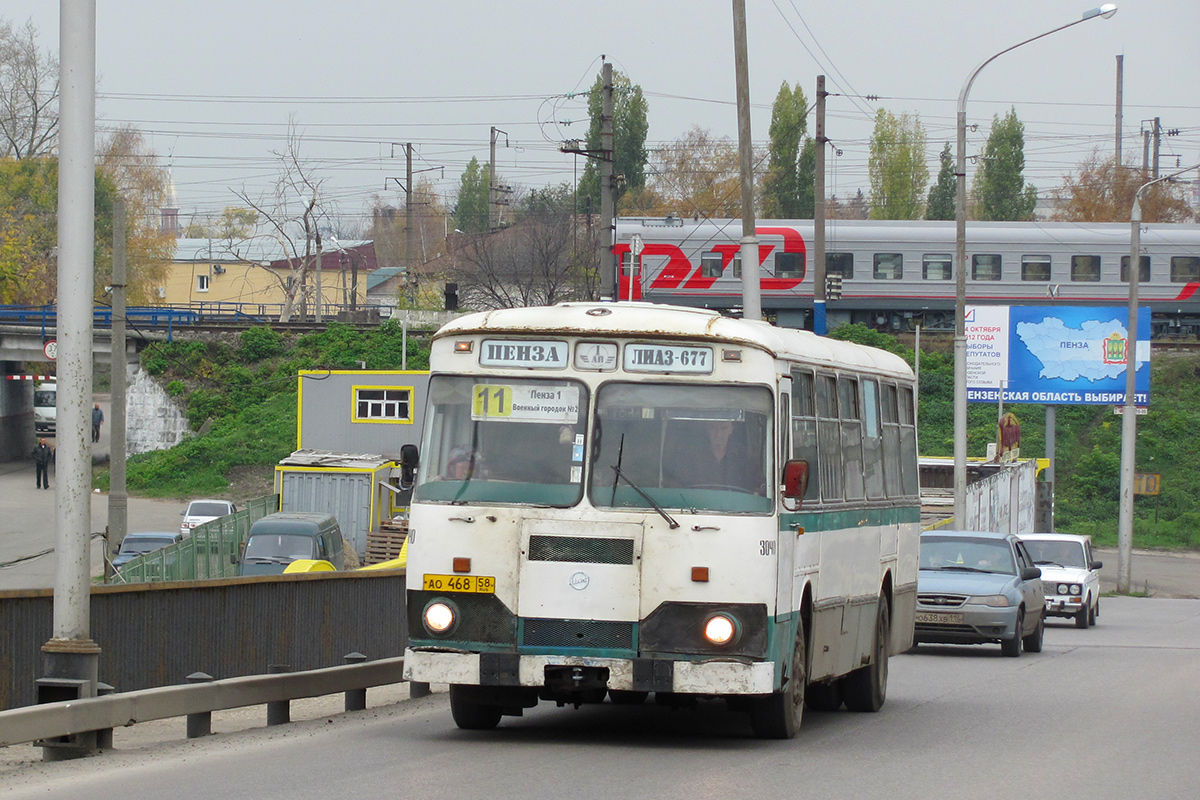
915 611 963 625
422 574 495 593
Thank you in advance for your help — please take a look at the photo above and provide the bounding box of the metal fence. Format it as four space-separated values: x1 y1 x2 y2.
112 495 278 583
0 570 408 711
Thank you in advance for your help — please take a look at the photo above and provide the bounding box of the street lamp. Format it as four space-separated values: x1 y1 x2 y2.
953 4 1117 525
1117 163 1199 592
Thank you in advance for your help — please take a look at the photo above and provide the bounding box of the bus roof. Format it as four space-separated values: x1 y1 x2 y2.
434 302 913 378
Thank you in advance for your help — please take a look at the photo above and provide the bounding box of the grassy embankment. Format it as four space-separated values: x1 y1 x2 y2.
103 321 1198 551
94 320 429 499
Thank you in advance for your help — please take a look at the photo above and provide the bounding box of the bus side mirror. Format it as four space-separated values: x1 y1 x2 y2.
399 444 420 489
782 460 809 500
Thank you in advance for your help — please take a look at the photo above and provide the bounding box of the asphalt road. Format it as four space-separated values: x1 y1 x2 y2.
0 596 1196 799
0 397 186 591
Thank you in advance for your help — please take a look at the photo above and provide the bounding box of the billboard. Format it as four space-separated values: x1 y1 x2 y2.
966 305 1151 405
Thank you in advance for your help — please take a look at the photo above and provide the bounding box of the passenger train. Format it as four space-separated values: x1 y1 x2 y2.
614 217 1200 337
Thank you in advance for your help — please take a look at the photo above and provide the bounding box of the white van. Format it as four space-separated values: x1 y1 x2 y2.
33 381 56 435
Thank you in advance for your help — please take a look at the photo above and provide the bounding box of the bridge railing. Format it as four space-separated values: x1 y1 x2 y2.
112 495 279 584
0 302 377 329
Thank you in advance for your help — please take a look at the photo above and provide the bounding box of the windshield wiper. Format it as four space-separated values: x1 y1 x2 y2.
1034 560 1065 567
611 434 679 530
937 565 990 573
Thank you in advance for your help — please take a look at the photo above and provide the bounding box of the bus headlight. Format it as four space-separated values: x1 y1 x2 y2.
424 601 456 634
703 614 738 646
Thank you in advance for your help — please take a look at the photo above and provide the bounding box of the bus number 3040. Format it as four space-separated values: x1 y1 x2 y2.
760 540 776 556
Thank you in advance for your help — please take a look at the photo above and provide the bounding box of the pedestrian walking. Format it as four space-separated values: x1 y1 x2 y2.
92 403 104 443
31 438 52 489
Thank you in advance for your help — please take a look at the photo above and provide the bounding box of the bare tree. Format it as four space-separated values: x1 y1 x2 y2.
446 191 598 310
231 122 331 322
0 18 58 159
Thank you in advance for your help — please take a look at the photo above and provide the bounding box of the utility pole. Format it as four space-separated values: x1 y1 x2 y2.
44 0 100 760
1152 116 1161 178
600 61 615 300
107 198 128 580
1114 55 1123 165
489 128 499 232
732 0 761 321
813 75 827 335
405 142 414 283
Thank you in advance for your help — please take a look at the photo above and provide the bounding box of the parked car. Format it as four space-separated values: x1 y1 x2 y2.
1020 533 1102 628
180 499 237 536
914 530 1045 657
113 531 183 569
237 512 346 576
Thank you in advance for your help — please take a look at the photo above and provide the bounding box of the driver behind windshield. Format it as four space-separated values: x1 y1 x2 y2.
664 418 766 495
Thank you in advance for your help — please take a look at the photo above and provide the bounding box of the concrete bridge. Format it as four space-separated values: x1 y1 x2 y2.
0 325 143 462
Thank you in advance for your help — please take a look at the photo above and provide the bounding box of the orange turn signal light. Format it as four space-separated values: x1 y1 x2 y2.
453 557 471 573
692 567 709 582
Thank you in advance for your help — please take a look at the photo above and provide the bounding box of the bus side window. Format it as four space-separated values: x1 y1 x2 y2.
881 383 902 498
839 376 864 501
861 379 885 500
815 373 841 501
790 369 820 501
898 385 919 497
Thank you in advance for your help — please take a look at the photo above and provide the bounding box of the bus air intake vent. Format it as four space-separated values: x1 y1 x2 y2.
522 618 634 651
528 535 634 565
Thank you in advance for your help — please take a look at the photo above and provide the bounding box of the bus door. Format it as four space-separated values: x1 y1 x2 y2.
516 519 644 639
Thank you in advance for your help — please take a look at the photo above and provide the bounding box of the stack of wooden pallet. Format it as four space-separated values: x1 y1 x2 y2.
365 518 409 565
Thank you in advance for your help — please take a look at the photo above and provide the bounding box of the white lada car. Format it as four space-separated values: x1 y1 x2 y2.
1020 533 1103 628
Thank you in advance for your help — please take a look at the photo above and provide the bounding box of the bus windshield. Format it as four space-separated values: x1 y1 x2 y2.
415 375 588 507
589 383 773 514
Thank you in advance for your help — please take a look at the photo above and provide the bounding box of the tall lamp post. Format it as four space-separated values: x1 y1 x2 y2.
954 4 1117 524
1117 163 1199 592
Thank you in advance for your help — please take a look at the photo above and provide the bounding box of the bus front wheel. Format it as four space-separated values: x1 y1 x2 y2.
449 685 502 730
750 628 806 739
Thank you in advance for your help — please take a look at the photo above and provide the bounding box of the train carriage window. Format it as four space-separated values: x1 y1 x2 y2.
775 251 805 279
923 253 953 281
701 252 723 278
731 254 743 279
1070 255 1102 282
972 254 1002 281
1170 256 1200 283
619 251 640 276
827 252 854 280
1121 255 1151 283
1021 254 1052 282
874 253 903 280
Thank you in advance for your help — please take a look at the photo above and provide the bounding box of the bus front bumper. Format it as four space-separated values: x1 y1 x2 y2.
403 648 777 695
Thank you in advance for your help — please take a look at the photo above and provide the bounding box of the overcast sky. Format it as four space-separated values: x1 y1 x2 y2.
5 1 1198 232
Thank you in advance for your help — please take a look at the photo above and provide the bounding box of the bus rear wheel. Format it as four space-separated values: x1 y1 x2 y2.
842 595 890 712
449 685 502 730
750 628 806 739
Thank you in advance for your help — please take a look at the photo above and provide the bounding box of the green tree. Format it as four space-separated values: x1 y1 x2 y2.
795 138 816 219
0 155 116 304
867 109 928 219
973 108 1037 221
454 157 490 234
578 68 649 213
761 82 809 218
926 142 955 220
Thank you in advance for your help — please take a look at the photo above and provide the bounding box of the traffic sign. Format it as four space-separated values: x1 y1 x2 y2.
43 340 57 360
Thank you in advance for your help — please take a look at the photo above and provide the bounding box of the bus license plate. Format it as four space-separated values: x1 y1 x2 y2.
915 611 963 625
422 574 496 593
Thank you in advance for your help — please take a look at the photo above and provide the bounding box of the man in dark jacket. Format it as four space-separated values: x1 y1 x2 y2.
92 403 104 442
31 438 52 489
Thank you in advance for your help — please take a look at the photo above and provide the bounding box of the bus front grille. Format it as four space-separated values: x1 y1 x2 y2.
528 535 635 565
521 618 635 651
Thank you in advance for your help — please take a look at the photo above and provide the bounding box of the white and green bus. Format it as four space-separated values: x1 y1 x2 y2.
402 302 919 738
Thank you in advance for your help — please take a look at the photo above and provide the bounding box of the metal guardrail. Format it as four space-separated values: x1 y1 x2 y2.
0 302 384 329
0 656 406 748
113 495 278 583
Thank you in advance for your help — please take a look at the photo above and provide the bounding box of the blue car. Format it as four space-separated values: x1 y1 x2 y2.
914 530 1045 657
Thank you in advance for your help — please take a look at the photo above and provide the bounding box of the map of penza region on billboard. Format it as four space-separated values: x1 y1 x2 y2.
966 305 1150 406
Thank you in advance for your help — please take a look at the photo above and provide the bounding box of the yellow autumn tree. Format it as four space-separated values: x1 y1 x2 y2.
97 125 176 303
